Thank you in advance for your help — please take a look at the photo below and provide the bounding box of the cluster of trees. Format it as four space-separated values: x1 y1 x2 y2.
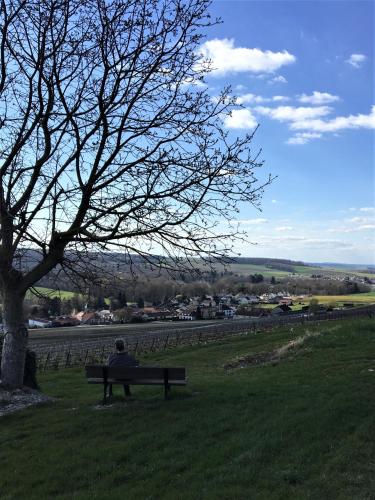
204 275 370 297
27 294 85 318
233 257 305 268
277 277 369 296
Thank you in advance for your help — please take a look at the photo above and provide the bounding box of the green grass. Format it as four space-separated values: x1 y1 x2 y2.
293 264 374 279
26 287 110 305
26 287 77 300
284 292 375 310
292 264 327 275
227 262 291 277
311 292 375 306
242 292 375 312
227 262 374 279
1 318 375 499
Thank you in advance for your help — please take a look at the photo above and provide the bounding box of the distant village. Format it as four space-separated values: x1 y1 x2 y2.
28 290 358 329
17 263 373 330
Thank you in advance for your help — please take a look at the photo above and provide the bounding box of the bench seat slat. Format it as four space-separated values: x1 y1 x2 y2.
108 367 185 379
85 365 185 379
107 378 187 385
87 378 187 386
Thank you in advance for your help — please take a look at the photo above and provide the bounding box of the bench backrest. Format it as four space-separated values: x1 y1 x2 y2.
85 365 185 381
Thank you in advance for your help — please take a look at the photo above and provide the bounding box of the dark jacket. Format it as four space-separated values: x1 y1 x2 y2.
107 351 138 367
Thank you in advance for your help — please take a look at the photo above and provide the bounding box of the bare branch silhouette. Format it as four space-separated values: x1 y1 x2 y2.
0 0 271 388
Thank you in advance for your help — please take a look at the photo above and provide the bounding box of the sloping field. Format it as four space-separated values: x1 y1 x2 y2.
26 287 76 300
228 262 374 279
312 291 375 305
26 287 110 304
224 262 293 277
1 318 374 499
293 264 374 279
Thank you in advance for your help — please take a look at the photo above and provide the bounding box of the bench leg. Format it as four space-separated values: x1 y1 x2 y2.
102 367 109 405
164 383 170 400
123 384 131 397
163 368 170 400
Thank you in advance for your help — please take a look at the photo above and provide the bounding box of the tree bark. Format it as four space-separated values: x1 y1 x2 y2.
1 289 27 389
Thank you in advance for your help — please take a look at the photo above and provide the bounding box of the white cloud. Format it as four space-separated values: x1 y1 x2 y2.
298 91 340 105
346 53 367 68
257 235 354 250
181 77 207 88
327 226 375 234
327 214 375 233
236 93 289 105
303 239 354 250
359 207 375 213
199 38 296 76
286 132 322 145
348 216 374 224
275 226 293 231
237 218 268 225
236 93 269 104
252 102 375 143
273 95 289 102
326 227 353 234
270 75 288 84
255 105 332 122
224 109 258 129
290 106 375 133
271 199 277 204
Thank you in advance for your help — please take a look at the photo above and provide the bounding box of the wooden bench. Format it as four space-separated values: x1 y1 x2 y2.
85 365 187 404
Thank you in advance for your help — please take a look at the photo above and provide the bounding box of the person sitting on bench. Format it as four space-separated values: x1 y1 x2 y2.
107 339 139 397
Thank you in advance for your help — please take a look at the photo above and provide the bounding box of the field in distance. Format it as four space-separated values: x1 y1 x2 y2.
249 292 375 311
26 287 77 300
311 292 375 305
224 260 374 279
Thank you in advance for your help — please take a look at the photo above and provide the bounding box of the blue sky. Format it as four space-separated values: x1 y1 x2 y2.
200 0 374 264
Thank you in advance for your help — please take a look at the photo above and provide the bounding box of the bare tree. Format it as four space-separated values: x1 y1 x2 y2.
0 0 271 388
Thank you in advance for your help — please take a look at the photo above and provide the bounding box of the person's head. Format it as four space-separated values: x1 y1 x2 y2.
115 339 125 352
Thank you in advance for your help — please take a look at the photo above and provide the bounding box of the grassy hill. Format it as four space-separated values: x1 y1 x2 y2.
19 250 375 289
26 287 77 300
311 291 375 306
1 317 374 499
227 261 374 279
278 292 375 310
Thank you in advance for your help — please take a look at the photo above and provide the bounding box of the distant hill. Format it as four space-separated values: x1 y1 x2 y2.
14 248 374 292
230 257 306 267
310 262 375 274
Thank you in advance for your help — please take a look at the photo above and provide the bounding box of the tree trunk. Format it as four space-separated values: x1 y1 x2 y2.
1 289 28 389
